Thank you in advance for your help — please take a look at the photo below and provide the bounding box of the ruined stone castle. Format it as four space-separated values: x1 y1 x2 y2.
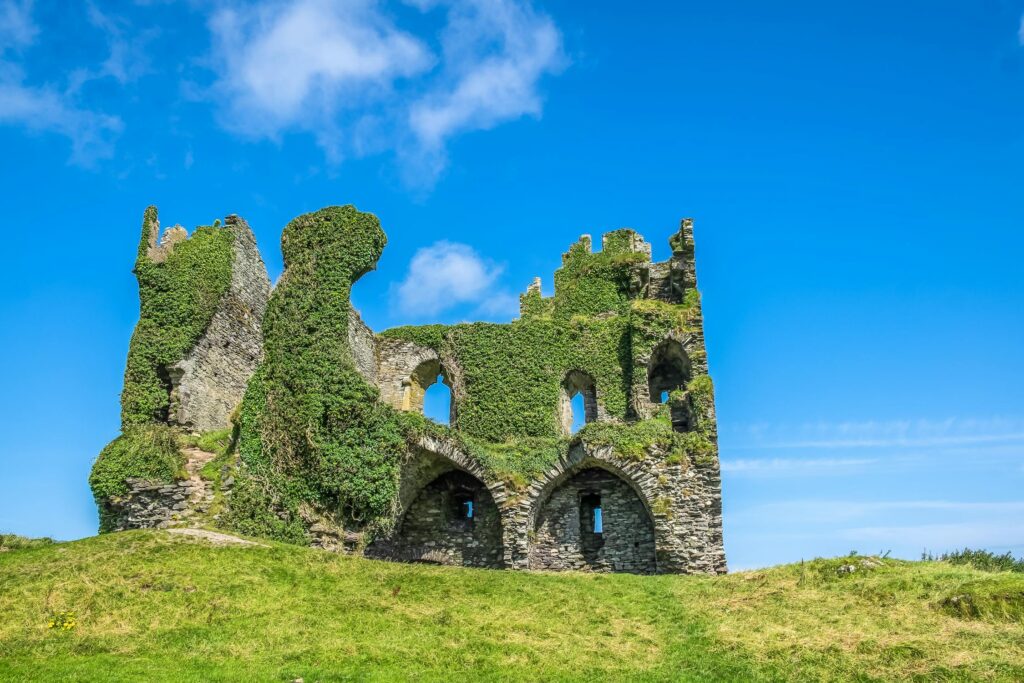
91 205 726 575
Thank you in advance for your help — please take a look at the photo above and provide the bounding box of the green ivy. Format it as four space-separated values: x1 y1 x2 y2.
121 207 235 426
228 206 412 541
89 424 186 532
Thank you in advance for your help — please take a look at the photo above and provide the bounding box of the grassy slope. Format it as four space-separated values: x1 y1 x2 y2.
0 533 1021 682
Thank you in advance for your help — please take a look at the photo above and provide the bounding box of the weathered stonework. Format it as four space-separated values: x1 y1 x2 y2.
99 207 726 576
101 448 226 532
168 216 270 433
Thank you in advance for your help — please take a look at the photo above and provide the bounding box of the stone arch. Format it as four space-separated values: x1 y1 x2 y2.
647 339 691 402
526 451 658 574
367 437 506 568
403 358 456 423
558 369 598 435
647 338 693 431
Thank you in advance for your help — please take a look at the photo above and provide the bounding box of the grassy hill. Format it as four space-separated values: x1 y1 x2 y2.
1 531 1021 682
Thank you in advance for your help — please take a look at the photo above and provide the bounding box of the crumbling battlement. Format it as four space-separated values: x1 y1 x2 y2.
92 206 725 575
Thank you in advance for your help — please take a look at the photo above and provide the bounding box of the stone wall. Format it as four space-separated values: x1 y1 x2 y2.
529 468 656 573
348 306 377 385
364 436 725 575
373 470 503 568
99 447 224 532
169 216 270 432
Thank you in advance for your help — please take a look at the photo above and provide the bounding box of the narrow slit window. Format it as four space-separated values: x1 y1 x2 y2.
580 492 602 535
451 491 474 522
570 392 586 433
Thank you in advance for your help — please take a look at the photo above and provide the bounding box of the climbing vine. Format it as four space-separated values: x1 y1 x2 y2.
121 207 235 427
227 206 415 542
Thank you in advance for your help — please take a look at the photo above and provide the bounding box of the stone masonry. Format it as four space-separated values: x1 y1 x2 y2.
105 209 726 575
168 216 270 433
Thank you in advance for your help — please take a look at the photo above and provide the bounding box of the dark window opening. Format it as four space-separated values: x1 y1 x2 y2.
450 491 474 523
648 340 691 403
670 403 691 432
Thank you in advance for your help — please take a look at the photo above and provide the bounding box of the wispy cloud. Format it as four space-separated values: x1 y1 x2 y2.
404 0 565 177
204 0 565 184
0 0 35 47
736 499 1024 523
840 522 1024 550
0 0 124 165
66 3 155 94
392 240 516 319
721 457 877 475
727 417 1024 450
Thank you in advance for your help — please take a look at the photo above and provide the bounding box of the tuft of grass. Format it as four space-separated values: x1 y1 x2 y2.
0 534 1022 681
0 534 55 552
923 548 1024 573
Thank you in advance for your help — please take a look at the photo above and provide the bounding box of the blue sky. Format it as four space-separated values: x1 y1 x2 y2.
1 0 1022 570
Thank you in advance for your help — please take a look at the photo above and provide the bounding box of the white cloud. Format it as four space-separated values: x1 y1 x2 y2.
207 0 433 159
204 0 564 180
393 241 507 317
406 0 564 171
0 76 123 164
1018 13 1024 46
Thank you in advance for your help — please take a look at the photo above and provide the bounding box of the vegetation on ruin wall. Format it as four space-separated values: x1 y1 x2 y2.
89 425 187 532
91 209 233 525
379 231 718 489
380 316 631 441
226 206 418 543
120 207 235 427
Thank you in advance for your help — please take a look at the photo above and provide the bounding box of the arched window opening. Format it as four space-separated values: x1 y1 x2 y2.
529 467 656 574
647 340 690 403
423 374 452 425
560 370 598 435
406 360 456 425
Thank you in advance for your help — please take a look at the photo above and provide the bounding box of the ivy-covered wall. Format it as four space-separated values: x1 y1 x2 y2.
91 207 251 531
92 204 725 573
375 222 718 505
226 206 417 543
121 207 235 427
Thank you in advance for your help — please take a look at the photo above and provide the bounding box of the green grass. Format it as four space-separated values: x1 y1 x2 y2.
1 533 1022 682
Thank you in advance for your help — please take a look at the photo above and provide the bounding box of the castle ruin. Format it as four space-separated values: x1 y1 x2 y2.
91 206 726 575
